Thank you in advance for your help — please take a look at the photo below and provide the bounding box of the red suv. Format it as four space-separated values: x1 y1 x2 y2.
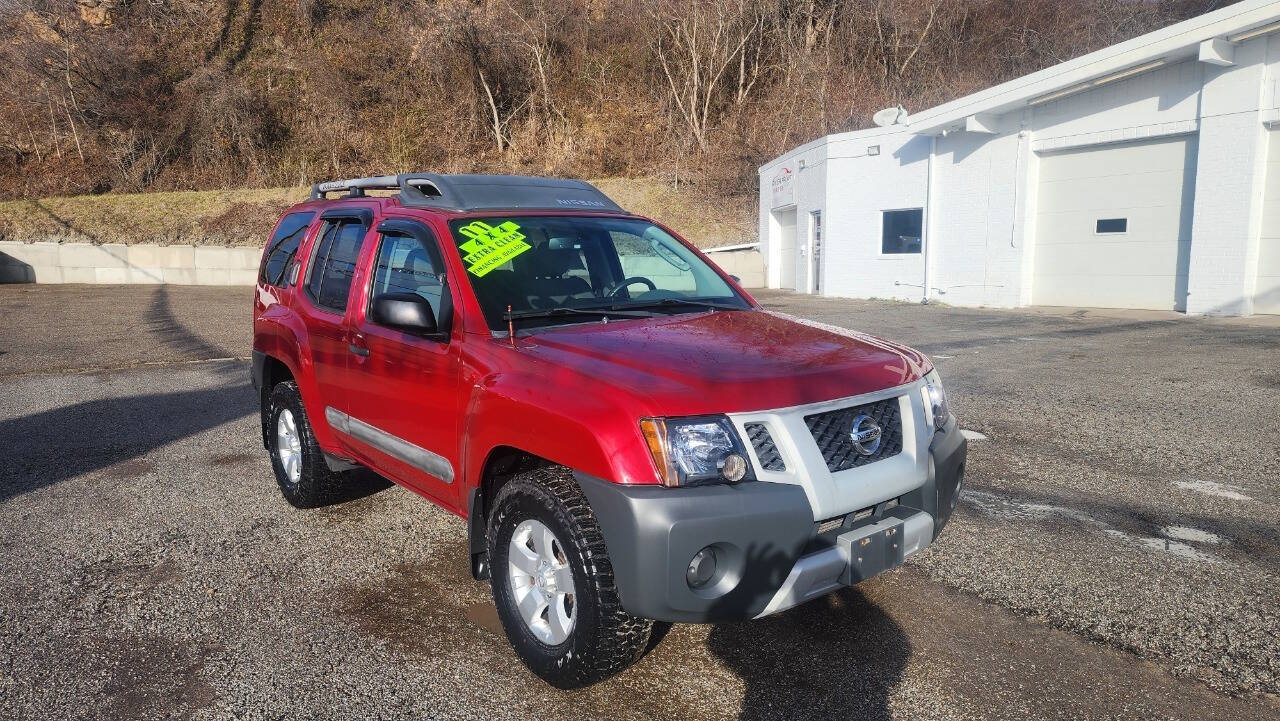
252 173 966 687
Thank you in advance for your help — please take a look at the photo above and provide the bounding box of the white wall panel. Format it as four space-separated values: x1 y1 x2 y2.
819 131 929 302
1255 129 1280 314
930 126 1028 308
1032 60 1203 146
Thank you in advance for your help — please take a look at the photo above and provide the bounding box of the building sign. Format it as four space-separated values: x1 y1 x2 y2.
771 165 794 208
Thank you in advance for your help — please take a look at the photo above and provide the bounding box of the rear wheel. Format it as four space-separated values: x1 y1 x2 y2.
265 381 347 508
487 466 653 688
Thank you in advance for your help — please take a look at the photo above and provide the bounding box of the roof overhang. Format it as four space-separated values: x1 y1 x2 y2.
908 0 1280 136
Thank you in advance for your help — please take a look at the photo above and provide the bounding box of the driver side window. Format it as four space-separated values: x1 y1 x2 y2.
371 232 445 324
612 231 697 293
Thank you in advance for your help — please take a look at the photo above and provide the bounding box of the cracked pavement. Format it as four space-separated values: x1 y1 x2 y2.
0 284 1276 720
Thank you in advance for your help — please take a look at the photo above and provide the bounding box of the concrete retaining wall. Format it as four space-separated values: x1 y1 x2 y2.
704 247 765 288
0 241 260 285
0 240 762 288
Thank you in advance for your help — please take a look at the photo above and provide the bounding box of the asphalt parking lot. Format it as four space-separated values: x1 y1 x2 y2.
1 283 1277 720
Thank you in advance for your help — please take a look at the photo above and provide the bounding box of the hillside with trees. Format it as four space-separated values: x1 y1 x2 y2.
0 0 1230 203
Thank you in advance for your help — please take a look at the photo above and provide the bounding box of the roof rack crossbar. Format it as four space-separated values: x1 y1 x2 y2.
308 173 624 213
310 174 448 201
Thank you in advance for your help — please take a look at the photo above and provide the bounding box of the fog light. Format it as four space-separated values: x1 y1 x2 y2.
687 546 717 589
719 453 747 483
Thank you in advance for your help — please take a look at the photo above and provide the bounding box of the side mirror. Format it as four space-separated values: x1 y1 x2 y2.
730 274 741 283
372 293 440 336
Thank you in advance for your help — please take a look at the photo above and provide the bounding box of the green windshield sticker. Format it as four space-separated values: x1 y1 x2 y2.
459 220 531 277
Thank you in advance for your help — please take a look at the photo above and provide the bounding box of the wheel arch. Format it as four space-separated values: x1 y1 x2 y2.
254 351 298 449
253 313 335 451
467 444 559 580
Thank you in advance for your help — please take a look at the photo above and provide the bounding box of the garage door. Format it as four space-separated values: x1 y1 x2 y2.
1255 132 1280 314
773 208 798 290
1033 135 1197 311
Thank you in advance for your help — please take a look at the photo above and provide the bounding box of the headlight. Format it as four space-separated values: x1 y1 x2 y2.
921 369 951 430
639 416 754 487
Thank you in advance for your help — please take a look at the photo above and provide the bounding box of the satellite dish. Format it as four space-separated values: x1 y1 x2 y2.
872 105 908 127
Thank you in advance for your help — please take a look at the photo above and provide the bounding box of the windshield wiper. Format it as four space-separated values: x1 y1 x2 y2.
604 298 740 312
505 306 657 325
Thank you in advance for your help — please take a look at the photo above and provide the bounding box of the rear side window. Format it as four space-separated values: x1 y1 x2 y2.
259 212 315 286
305 221 368 313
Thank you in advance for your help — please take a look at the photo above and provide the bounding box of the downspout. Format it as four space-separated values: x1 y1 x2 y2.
922 133 938 303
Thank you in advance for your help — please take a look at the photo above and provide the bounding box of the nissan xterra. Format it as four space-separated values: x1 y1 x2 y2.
251 173 966 688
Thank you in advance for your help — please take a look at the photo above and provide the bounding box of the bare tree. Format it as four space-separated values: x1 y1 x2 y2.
867 0 941 94
443 3 535 155
506 0 568 124
0 0 1232 198
648 0 765 149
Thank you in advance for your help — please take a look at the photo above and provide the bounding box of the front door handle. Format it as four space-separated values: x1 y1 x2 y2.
348 334 370 357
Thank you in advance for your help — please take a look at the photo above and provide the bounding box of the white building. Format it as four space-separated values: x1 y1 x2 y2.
758 0 1280 316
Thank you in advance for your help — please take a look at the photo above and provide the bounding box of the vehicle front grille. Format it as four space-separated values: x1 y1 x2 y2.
804 397 904 472
744 422 785 471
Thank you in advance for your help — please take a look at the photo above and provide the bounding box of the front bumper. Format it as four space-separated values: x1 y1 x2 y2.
576 417 967 623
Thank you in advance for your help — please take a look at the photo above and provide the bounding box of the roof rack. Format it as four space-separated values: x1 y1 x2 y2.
308 173 626 214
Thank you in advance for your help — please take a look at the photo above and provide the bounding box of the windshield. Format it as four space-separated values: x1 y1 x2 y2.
447 215 747 330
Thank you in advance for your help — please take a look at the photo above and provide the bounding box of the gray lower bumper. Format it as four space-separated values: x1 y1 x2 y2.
753 507 933 618
754 417 967 618
575 417 967 623
575 473 815 623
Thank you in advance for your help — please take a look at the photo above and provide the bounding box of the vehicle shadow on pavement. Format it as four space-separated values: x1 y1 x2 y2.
146 285 244 361
0 378 395 507
706 591 908 721
0 381 258 503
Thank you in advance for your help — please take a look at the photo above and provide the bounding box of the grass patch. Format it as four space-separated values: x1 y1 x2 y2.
0 179 755 248
0 187 309 246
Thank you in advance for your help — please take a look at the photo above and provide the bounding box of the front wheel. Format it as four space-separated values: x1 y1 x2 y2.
486 467 653 688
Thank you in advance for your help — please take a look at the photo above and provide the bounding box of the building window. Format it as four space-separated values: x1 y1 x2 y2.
1096 218 1128 234
882 208 923 254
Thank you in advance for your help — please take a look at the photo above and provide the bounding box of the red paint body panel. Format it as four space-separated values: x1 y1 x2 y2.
341 222 466 508
251 196 932 518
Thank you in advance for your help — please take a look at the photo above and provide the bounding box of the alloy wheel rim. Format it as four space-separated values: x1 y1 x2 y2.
276 409 302 485
507 519 577 645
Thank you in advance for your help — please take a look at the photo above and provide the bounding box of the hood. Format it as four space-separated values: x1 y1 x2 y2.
513 309 930 416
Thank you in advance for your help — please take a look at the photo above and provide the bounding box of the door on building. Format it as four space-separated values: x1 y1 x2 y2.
1033 135 1197 311
1255 131 1280 315
809 210 823 294
773 208 798 290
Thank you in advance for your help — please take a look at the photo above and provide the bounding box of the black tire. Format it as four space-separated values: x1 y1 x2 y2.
265 381 347 508
487 466 654 688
